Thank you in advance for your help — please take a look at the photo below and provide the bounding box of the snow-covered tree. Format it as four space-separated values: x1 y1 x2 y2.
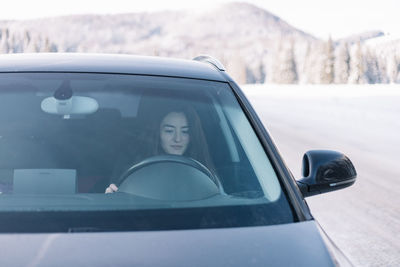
0 28 58 54
258 59 266 83
3 28 9 39
305 41 326 84
334 42 350 83
387 54 399 83
271 39 298 84
23 30 31 49
375 53 389 83
244 56 266 84
0 28 10 53
320 37 334 84
302 41 318 83
0 40 9 53
24 36 40 52
10 34 23 53
226 51 247 84
42 37 58 52
364 48 381 83
397 70 400 84
296 41 311 83
348 41 367 84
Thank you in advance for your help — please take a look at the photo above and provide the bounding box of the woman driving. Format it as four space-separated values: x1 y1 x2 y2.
105 104 213 193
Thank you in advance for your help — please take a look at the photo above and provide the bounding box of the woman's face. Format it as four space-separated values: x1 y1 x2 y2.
160 112 190 155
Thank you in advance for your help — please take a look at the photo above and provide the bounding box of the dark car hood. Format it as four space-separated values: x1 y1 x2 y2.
0 221 336 267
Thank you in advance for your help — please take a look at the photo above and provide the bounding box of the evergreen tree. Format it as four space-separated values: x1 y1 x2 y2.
42 37 58 52
10 34 22 53
43 38 52 52
0 39 9 54
397 69 400 84
387 54 399 83
4 28 9 39
320 37 334 84
376 53 389 83
258 59 266 83
272 39 298 84
298 41 313 84
397 55 400 83
348 41 367 84
0 28 10 54
364 48 380 83
23 30 31 50
24 36 40 52
226 51 247 84
334 42 350 83
269 39 283 83
308 41 326 84
302 41 319 84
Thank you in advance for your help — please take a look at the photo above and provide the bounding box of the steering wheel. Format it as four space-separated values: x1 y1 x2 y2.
117 155 224 201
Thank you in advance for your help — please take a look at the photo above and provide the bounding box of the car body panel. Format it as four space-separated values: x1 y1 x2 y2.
0 53 226 82
0 221 335 267
0 54 354 266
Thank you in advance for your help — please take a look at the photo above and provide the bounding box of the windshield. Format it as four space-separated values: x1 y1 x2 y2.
0 73 295 232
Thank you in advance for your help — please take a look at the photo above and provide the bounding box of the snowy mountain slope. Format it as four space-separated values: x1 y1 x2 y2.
0 2 315 83
0 2 314 54
0 2 398 84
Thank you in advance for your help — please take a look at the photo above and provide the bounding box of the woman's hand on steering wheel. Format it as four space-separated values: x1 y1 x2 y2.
105 183 119 194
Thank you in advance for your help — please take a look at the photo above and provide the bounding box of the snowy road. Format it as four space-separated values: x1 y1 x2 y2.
243 84 400 267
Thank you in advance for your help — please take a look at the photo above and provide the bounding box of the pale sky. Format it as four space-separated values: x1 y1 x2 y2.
1 0 399 39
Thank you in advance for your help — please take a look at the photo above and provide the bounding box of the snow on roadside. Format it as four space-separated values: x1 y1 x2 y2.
241 84 400 267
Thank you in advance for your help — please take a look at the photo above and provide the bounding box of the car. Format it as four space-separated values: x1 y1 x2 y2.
0 53 356 266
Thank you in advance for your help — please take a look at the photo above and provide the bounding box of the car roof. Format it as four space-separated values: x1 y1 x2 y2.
0 53 228 82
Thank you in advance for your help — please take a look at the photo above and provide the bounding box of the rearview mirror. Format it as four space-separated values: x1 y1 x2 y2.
41 96 99 116
296 150 357 198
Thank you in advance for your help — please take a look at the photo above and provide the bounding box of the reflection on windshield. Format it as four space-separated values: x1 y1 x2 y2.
0 73 295 230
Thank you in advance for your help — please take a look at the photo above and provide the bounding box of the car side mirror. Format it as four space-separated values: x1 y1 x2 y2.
296 150 357 198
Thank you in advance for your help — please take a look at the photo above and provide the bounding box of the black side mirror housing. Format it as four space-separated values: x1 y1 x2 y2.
296 150 357 198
